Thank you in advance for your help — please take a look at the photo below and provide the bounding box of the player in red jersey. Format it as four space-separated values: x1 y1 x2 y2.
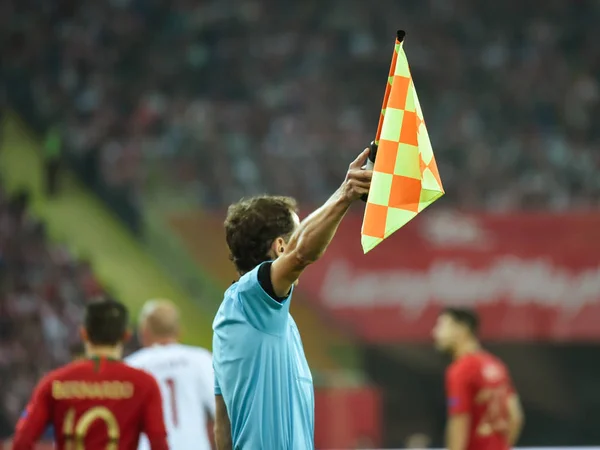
433 307 525 450
12 300 169 450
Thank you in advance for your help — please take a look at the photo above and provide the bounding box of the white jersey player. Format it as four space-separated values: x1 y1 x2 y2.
127 300 215 450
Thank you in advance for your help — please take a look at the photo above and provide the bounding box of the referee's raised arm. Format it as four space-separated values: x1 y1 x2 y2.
270 147 372 297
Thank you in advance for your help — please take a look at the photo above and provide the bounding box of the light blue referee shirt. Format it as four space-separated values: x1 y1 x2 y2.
212 262 314 450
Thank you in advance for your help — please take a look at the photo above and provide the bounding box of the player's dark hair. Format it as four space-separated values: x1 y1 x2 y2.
225 195 298 275
442 307 480 335
84 300 129 346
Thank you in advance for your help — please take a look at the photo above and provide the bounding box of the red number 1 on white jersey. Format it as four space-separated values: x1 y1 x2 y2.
165 378 178 427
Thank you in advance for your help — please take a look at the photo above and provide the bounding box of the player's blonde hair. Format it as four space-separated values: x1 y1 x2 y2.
139 299 180 338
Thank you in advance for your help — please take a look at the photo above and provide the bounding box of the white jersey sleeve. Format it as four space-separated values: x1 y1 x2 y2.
126 343 216 450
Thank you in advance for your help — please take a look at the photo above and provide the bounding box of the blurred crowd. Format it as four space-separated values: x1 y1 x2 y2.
0 184 107 437
2 0 600 212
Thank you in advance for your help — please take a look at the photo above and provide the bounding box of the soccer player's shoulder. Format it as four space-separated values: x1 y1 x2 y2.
485 351 506 367
37 360 99 390
447 353 479 378
48 360 90 379
127 344 211 367
119 362 160 388
125 346 156 367
175 343 209 355
173 344 213 367
191 345 213 366
479 351 510 377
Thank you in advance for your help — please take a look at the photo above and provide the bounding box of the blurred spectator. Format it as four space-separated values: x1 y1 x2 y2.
1 0 598 217
43 124 64 198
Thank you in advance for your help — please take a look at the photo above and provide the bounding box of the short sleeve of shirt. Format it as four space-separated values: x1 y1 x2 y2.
200 353 216 417
236 261 292 335
214 368 222 395
446 362 474 416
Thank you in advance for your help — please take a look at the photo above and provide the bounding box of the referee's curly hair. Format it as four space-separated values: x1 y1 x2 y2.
224 195 298 275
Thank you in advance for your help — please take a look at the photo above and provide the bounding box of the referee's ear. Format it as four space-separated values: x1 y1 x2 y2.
272 237 287 258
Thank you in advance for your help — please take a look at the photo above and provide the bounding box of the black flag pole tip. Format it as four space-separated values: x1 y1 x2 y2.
396 30 406 42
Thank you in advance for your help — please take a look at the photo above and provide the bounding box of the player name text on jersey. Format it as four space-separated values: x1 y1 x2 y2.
52 381 134 400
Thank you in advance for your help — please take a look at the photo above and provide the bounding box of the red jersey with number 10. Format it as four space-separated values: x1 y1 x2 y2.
446 351 515 450
13 358 168 450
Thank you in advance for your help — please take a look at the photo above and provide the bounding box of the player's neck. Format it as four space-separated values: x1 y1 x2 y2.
86 345 122 360
453 339 480 360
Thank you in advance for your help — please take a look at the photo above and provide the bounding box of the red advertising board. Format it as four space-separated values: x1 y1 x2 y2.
315 387 382 449
300 211 600 343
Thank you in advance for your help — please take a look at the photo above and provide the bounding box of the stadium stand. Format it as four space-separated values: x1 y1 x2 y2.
2 0 598 218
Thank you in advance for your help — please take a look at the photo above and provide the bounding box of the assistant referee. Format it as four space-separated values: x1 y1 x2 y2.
212 148 372 449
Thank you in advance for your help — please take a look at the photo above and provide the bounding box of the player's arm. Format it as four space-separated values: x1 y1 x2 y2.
9 424 54 444
447 414 471 450
142 376 169 450
445 367 473 450
507 392 525 445
214 395 232 450
270 148 372 297
12 377 53 450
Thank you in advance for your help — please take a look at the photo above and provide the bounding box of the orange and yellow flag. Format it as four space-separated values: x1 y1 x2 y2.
361 30 444 253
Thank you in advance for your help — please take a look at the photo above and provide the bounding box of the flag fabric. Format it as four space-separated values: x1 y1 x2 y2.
361 30 444 253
